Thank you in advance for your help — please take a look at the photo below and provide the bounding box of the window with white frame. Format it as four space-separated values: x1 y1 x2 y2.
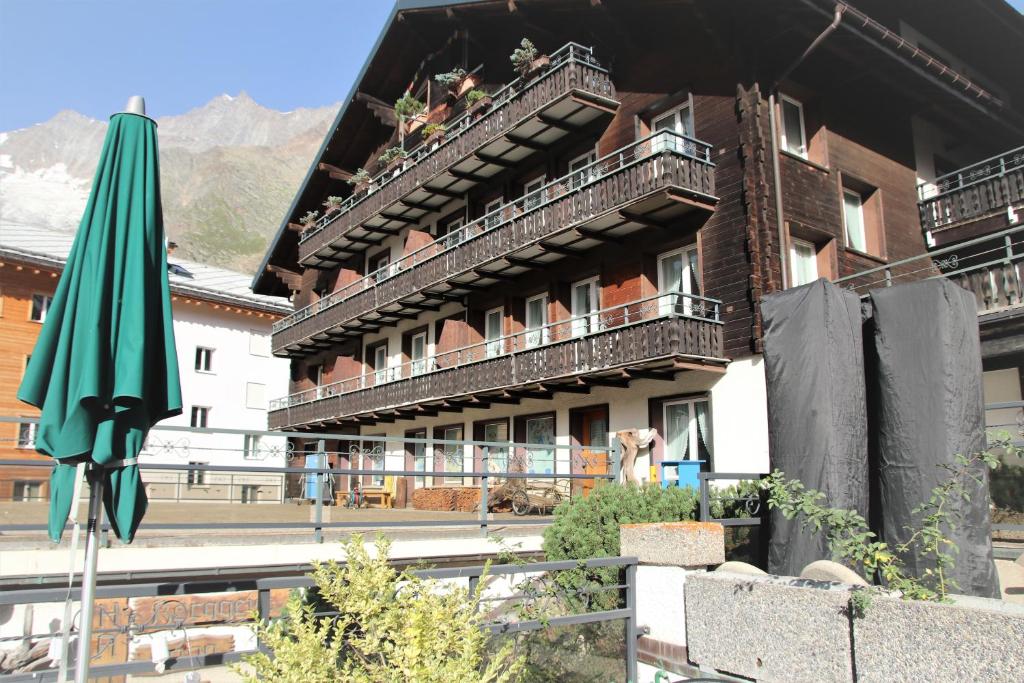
441 426 464 484
369 250 392 283
523 175 545 212
571 277 600 337
190 406 210 428
410 331 428 376
248 329 270 356
443 216 465 250
843 189 867 252
17 422 36 449
482 421 509 473
187 462 208 487
243 434 263 460
789 238 819 287
663 397 713 463
483 197 503 231
30 294 53 323
779 95 808 159
195 347 213 372
245 382 266 410
485 307 503 358
657 246 701 315
525 415 555 474
373 344 389 384
652 103 694 155
13 480 43 501
525 294 549 348
568 149 598 190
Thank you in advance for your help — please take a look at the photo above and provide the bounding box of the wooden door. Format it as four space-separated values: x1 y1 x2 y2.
575 407 609 497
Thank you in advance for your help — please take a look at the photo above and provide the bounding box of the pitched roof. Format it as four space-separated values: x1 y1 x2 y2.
0 222 291 315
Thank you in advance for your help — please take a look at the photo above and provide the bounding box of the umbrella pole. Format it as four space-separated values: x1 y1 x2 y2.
73 466 104 683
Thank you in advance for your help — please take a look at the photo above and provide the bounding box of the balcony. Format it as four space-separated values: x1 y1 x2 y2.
273 130 717 355
298 42 619 266
919 146 1024 237
268 292 725 429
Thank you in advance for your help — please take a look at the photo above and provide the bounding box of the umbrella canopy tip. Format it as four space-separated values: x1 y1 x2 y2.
122 96 146 116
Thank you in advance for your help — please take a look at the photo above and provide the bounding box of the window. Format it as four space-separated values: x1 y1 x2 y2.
17 422 36 449
13 481 43 502
485 307 503 358
240 484 260 504
843 189 867 252
370 250 394 283
523 175 545 212
789 238 819 287
442 216 465 250
525 294 549 348
571 278 600 337
657 246 701 316
568 150 597 190
525 415 555 475
365 440 385 487
663 397 712 463
408 429 427 488
187 462 207 487
482 421 509 473
194 347 213 372
245 382 266 410
243 434 263 460
373 344 389 385
410 331 428 376
190 406 210 428
30 294 52 323
248 330 270 357
652 104 694 155
440 425 464 485
483 198 504 231
779 95 807 158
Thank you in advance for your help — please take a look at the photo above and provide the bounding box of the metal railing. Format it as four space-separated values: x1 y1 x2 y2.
918 145 1024 232
833 224 1023 312
0 555 639 682
271 289 721 411
298 41 609 246
273 128 714 338
918 145 1024 201
0 417 619 543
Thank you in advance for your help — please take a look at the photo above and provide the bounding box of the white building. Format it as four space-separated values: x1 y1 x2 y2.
0 223 291 503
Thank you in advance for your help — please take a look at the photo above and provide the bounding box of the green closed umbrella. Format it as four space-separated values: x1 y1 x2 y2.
16 97 182 681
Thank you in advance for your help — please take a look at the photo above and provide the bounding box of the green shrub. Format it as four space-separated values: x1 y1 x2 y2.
421 122 446 138
377 146 406 165
394 92 425 119
466 89 488 106
434 67 467 88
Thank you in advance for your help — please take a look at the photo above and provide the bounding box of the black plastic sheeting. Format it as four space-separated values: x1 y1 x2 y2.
762 279 869 577
869 279 1000 599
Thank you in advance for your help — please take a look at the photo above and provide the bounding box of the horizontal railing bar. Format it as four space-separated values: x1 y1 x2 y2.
918 145 1024 198
486 607 631 634
698 472 765 480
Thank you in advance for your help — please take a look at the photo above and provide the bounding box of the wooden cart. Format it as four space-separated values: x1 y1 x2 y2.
509 480 568 516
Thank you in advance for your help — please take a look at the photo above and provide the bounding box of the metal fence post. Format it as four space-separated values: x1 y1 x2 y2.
699 474 710 522
314 438 326 543
480 446 489 532
257 587 271 654
624 561 639 683
610 436 622 484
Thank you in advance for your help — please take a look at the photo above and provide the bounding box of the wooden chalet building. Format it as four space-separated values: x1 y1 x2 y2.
252 0 1024 493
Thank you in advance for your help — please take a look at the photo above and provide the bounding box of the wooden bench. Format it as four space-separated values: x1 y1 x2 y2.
361 487 393 509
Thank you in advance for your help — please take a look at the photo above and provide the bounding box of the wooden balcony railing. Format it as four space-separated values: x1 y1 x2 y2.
268 292 725 429
273 130 716 354
919 146 1024 233
834 224 1024 314
298 42 616 263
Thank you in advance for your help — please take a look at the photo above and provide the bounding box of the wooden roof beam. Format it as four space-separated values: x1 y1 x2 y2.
355 92 398 127
318 163 354 182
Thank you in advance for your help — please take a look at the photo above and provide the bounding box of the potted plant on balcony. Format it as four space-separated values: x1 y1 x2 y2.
377 146 407 176
510 38 549 82
322 196 344 217
465 88 492 118
394 92 426 140
421 122 446 147
299 210 319 230
347 167 371 194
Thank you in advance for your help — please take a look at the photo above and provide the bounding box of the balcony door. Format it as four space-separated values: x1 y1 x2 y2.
372 343 389 385
568 149 598 190
652 104 694 155
485 307 503 358
443 216 465 250
657 246 701 316
523 175 545 212
525 294 549 348
410 331 428 376
571 277 600 337
369 250 392 283
483 197 503 231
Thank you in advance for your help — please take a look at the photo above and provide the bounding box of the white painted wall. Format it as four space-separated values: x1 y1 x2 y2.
140 303 290 502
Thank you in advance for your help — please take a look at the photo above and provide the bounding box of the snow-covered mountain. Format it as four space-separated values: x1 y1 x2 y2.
0 93 337 273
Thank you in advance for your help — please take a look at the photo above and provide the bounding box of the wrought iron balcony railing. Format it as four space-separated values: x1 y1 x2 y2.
298 41 617 264
268 290 724 428
918 145 1024 233
273 129 716 354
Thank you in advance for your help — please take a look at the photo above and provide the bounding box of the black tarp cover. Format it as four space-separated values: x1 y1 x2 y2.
869 279 1000 599
762 279 869 576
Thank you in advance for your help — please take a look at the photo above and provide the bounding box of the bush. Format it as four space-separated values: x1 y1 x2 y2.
542 483 699 610
421 122 446 139
466 89 488 106
394 92 425 119
238 535 524 682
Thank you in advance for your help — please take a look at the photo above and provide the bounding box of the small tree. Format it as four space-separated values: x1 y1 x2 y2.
466 89 489 107
299 210 319 226
346 168 370 188
238 535 524 682
434 67 467 89
509 38 538 79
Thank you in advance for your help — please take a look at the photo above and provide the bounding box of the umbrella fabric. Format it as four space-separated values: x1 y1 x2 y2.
18 112 182 543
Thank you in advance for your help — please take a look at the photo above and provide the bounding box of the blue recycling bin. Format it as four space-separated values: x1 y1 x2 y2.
304 452 329 501
660 460 705 491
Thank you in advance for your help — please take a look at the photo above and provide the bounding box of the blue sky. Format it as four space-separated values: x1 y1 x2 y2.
1 0 1022 131
0 0 393 130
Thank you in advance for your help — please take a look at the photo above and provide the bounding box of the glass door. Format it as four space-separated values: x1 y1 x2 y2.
568 150 597 190
571 278 600 337
483 421 509 474
652 105 694 155
526 415 555 475
410 331 427 376
485 307 503 358
657 247 700 316
373 344 389 385
525 294 548 348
